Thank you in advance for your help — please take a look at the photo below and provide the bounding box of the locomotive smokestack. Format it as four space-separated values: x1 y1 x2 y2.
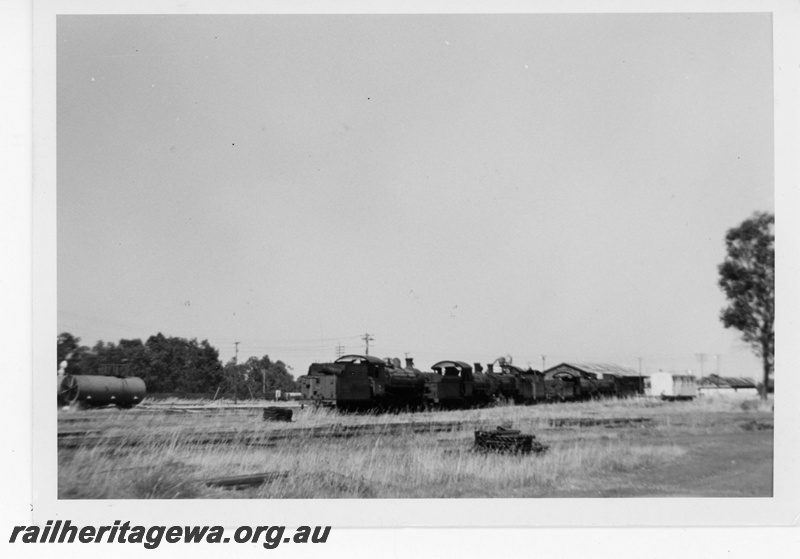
405 357 414 369
475 363 484 373
486 364 492 373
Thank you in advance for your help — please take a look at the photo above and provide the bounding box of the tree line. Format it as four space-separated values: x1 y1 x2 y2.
57 332 298 397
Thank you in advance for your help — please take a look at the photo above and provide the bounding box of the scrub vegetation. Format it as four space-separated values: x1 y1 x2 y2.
58 396 772 499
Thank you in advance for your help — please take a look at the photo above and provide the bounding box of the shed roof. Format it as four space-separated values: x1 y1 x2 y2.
699 375 757 389
549 362 641 377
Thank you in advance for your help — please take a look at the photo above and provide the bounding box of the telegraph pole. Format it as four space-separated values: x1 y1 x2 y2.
637 357 643 395
695 353 706 376
335 343 345 359
362 333 374 356
541 355 546 372
234 341 240 364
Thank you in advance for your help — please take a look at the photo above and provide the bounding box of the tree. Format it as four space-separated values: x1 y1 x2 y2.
242 355 297 398
76 338 149 379
143 333 224 393
221 360 248 403
56 332 90 375
718 212 774 399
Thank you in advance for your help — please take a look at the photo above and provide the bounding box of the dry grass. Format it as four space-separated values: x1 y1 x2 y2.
57 396 771 499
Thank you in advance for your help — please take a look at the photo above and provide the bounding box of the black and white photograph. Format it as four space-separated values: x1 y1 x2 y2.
6 0 800 556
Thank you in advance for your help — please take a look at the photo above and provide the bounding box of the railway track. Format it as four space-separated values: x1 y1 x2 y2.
57 414 653 450
57 419 490 450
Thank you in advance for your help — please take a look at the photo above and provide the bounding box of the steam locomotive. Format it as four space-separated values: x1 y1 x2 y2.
298 355 636 411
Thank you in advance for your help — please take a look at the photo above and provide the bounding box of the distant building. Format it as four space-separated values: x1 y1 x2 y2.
698 375 758 398
545 362 639 378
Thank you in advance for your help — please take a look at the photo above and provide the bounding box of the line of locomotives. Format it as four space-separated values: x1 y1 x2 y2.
298 355 642 411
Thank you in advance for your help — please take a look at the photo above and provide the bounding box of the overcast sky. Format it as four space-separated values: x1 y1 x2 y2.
56 14 773 378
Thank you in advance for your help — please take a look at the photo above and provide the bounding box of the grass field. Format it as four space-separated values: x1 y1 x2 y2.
57 396 773 499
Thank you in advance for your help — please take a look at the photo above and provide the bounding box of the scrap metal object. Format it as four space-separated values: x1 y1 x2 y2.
474 426 547 454
262 407 293 422
204 471 289 490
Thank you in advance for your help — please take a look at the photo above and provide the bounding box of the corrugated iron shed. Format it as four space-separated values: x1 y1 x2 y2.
699 374 756 389
550 362 641 378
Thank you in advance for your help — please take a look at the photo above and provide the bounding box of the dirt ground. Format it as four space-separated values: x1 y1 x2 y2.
546 430 773 497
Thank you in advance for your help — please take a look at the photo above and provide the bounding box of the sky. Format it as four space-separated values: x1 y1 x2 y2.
56 13 774 378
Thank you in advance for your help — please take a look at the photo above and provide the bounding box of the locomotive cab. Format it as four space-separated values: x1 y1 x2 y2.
424 360 474 407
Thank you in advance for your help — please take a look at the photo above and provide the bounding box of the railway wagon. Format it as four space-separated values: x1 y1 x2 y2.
649 371 697 401
298 354 426 411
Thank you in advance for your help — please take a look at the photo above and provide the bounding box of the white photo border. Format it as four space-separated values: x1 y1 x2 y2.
32 0 800 529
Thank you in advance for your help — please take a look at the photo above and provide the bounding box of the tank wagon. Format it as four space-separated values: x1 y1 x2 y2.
57 374 146 408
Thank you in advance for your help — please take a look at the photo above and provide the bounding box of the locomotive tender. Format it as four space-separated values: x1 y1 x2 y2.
298 354 633 411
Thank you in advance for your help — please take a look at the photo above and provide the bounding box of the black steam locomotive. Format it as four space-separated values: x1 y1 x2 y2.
298 355 635 411
300 355 426 411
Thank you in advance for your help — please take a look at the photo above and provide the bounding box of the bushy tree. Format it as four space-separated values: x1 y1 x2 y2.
242 355 297 397
72 338 148 378
221 360 247 402
143 333 223 393
718 212 774 399
56 332 90 375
